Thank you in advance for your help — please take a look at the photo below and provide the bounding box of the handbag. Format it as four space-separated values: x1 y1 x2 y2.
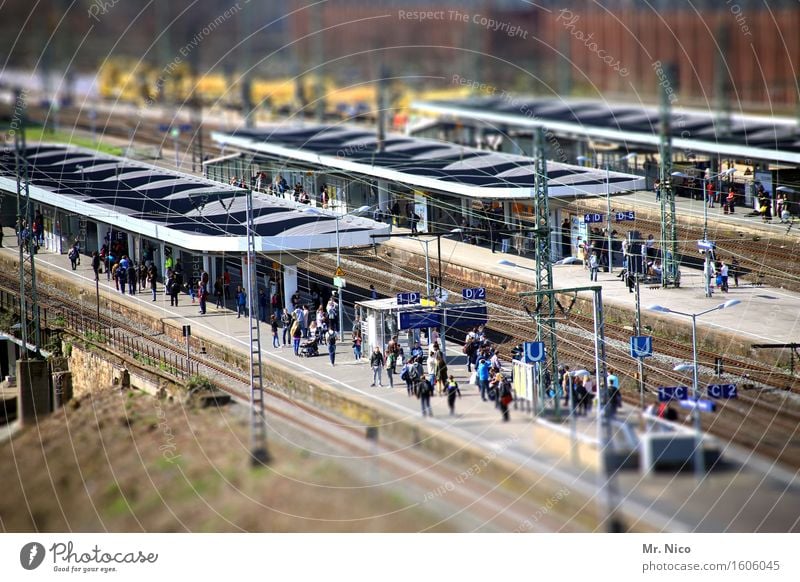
469 371 477 385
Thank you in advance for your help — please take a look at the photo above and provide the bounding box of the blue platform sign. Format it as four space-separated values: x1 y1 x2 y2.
615 210 636 221
679 399 717 413
707 384 737 399
523 342 546 363
445 304 488 329
657 386 689 402
396 292 420 305
584 213 604 224
462 287 486 301
629 335 653 358
398 310 441 330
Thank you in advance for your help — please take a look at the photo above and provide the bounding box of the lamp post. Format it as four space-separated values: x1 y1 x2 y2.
648 299 740 481
333 205 371 338
603 154 636 275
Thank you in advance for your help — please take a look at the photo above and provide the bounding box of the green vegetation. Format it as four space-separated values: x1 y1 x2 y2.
185 374 215 393
84 330 107 343
132 351 179 376
5 125 124 156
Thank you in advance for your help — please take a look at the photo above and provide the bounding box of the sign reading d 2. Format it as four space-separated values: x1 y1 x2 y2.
523 341 546 363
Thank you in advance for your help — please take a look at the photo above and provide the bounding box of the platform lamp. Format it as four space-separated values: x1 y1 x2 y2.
603 153 637 274
304 205 371 339
648 299 740 481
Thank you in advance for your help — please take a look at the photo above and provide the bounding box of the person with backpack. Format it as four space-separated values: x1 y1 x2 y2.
369 346 385 387
445 375 461 416
326 328 337 366
68 243 80 270
498 374 513 422
116 264 127 295
417 376 433 417
236 285 247 318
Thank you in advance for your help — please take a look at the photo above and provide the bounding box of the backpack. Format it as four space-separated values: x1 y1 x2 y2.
327 331 336 346
408 363 420 382
400 364 410 382
418 379 432 398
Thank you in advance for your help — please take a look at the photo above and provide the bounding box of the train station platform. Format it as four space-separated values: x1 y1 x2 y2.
386 224 800 346
4 232 799 532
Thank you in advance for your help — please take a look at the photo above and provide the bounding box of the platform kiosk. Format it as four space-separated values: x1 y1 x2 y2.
354 298 428 356
355 296 489 360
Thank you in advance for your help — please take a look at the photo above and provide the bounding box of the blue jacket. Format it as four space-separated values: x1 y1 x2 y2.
236 291 247 306
477 360 491 381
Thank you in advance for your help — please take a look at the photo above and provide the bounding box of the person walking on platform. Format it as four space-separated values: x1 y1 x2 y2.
418 376 433 417
128 263 137 295
116 263 127 295
139 262 148 291
281 308 292 346
91 251 101 281
720 261 729 292
236 285 247 318
147 264 158 301
326 328 337 367
68 243 80 270
445 375 461 416
169 271 182 306
589 252 599 282
352 328 363 360
291 318 302 355
370 346 385 387
498 374 513 422
258 289 268 323
214 276 224 309
198 280 208 315
476 357 490 401
270 314 280 348
725 187 736 214
223 269 231 302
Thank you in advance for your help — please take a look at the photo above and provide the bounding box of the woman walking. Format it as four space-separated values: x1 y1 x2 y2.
352 328 363 360
270 314 280 348
445 375 461 416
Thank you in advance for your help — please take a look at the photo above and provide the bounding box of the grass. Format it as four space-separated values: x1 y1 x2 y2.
2 124 123 156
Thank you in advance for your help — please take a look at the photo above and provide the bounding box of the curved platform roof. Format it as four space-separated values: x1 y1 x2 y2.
412 96 800 165
212 124 645 198
0 144 389 253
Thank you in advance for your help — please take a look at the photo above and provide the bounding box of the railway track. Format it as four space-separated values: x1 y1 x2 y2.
299 246 800 468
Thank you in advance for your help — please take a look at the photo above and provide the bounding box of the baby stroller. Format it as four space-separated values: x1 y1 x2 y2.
299 335 319 357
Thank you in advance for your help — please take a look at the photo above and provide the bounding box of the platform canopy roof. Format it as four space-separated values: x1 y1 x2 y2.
0 144 389 253
412 96 800 165
212 124 645 198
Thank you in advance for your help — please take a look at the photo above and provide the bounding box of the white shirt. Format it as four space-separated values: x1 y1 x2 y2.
720 264 728 277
